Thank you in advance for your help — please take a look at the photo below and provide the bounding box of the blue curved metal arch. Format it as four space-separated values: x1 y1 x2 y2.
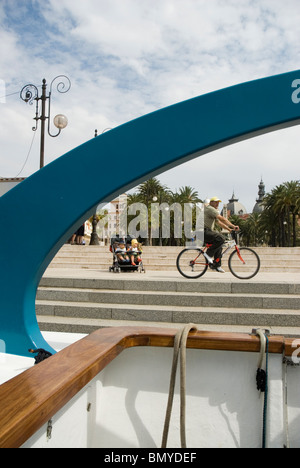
1 70 300 356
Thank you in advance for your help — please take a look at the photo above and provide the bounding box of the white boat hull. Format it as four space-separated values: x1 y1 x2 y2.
17 334 299 449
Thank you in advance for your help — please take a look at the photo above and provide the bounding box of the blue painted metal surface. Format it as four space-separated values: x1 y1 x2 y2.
0 71 300 357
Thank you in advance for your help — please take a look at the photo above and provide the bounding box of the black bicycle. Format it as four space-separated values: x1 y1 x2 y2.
176 231 260 280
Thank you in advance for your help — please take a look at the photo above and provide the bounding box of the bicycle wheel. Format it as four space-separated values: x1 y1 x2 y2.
228 247 260 279
176 248 208 279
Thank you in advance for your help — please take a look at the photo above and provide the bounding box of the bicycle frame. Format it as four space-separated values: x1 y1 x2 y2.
194 232 243 266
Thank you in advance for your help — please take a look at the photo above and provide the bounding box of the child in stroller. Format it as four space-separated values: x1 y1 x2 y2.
115 241 129 263
109 236 145 273
128 238 142 266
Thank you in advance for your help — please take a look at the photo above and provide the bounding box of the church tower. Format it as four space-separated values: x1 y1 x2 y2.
252 179 265 213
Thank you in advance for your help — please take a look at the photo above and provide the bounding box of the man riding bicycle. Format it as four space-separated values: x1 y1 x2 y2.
204 197 240 273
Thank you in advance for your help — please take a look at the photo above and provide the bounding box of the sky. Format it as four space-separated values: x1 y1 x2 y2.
0 0 299 212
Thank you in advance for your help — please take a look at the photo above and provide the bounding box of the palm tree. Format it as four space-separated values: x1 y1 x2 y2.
242 213 262 246
128 178 170 245
228 214 246 243
136 178 169 204
167 186 203 245
262 180 300 246
258 208 276 246
262 190 280 246
174 186 202 204
282 181 300 247
123 177 300 248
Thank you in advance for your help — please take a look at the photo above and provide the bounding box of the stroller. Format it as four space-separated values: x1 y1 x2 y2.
109 235 145 273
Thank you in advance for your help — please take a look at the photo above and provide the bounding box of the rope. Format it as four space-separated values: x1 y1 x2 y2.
255 329 269 449
262 335 269 449
282 359 290 448
161 323 197 448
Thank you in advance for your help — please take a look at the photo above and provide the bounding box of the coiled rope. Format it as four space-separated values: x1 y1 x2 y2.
161 323 197 448
255 329 269 449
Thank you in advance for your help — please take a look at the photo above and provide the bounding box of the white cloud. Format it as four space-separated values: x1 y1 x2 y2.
0 0 299 208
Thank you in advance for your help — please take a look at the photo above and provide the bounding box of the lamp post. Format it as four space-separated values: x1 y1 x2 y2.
20 75 71 168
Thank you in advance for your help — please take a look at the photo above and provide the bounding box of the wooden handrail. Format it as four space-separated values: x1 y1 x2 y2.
0 326 295 448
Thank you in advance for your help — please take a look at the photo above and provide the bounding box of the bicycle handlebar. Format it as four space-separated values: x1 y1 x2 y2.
230 230 240 241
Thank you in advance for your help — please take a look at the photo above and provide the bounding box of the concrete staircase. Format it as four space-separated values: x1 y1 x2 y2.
37 275 300 337
48 244 300 273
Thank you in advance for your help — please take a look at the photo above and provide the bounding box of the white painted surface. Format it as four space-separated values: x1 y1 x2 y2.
0 353 34 385
20 344 300 448
0 332 86 386
1 331 298 448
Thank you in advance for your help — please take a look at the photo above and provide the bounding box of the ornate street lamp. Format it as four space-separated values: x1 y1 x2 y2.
20 75 71 168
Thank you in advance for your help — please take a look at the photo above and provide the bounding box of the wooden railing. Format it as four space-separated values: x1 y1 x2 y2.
0 326 296 448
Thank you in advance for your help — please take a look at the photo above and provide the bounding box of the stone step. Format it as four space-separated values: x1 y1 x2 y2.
36 286 300 310
51 248 298 256
36 314 300 338
37 268 300 337
51 253 299 263
39 276 300 295
60 244 300 252
36 300 300 326
47 262 300 273
49 256 298 266
51 245 300 259
48 245 300 273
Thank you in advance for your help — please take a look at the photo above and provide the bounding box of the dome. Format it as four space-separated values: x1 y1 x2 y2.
252 179 265 214
226 192 247 216
253 201 264 214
